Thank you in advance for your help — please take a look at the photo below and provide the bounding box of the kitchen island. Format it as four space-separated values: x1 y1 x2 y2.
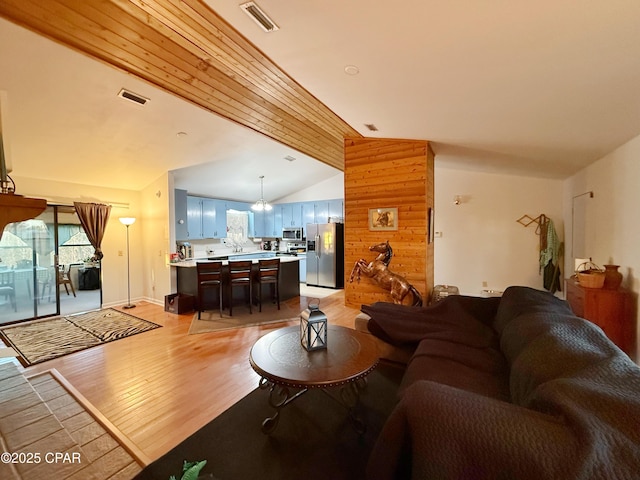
172 253 300 310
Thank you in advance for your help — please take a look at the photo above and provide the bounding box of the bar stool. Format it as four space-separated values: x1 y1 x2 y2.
196 261 223 319
256 258 280 312
227 260 253 316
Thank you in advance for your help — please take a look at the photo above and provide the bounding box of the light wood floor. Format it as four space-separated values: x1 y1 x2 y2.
5 291 361 465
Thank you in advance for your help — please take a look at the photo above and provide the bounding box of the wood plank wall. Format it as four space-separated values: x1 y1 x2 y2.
344 137 434 308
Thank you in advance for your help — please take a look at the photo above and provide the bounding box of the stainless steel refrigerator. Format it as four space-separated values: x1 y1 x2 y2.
306 223 344 288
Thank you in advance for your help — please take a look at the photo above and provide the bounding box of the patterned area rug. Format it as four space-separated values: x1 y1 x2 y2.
0 309 161 366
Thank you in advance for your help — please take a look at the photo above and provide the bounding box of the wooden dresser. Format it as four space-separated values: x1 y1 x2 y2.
565 278 634 355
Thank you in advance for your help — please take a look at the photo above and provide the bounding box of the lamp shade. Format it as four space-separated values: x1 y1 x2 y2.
119 217 136 226
300 303 327 351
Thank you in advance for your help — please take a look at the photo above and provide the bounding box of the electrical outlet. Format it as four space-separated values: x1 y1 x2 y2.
482 281 488 288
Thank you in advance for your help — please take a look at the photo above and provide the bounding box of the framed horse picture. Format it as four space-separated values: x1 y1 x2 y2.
368 207 398 231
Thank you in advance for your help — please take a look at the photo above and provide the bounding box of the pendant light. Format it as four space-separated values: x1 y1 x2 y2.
251 175 272 211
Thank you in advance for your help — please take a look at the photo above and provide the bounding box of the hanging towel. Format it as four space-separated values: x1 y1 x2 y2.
539 218 562 293
539 219 561 271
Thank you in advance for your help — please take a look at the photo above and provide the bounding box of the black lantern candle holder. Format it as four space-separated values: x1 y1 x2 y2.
300 301 327 351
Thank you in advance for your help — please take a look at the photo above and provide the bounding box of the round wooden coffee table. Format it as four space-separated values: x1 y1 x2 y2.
249 325 380 434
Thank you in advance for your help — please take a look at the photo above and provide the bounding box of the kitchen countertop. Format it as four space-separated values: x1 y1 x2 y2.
172 252 299 268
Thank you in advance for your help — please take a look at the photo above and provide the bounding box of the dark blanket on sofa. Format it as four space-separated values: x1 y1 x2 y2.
365 286 640 480
362 296 510 400
361 295 501 348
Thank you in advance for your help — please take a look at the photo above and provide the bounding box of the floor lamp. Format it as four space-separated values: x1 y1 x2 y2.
119 217 136 309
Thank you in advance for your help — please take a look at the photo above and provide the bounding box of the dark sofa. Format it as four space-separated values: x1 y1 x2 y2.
356 286 640 480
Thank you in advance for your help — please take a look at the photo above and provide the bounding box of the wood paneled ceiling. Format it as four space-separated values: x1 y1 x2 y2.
0 0 360 171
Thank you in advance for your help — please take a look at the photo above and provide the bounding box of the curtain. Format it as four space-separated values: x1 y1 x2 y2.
74 202 111 261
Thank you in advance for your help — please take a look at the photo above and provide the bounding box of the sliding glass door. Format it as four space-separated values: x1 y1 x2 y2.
0 205 101 326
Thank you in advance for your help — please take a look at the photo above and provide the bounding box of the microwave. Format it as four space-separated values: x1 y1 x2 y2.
282 228 303 240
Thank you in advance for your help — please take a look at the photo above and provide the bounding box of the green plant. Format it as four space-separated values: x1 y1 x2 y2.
169 460 207 480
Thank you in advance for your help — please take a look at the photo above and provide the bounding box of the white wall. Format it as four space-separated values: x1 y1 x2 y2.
275 172 344 203
141 173 173 305
563 133 640 359
434 167 564 296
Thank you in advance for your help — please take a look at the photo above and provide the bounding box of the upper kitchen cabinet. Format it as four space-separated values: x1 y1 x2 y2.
281 202 304 228
187 195 203 239
175 189 188 241
252 208 281 238
202 198 227 238
187 195 228 239
328 199 344 222
302 202 315 228
226 200 251 212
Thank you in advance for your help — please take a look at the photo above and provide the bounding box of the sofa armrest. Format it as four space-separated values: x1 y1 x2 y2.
354 313 413 365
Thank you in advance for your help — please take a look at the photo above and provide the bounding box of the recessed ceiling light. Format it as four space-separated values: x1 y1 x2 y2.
344 65 360 76
117 88 149 106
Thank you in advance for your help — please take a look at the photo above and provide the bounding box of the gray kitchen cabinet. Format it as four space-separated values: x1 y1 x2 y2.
252 209 265 237
302 202 315 228
273 207 283 236
328 198 344 222
187 195 203 239
281 202 303 227
175 189 188 240
226 200 250 212
188 196 228 239
202 198 227 238
177 195 344 240
263 209 276 237
252 208 279 238
313 201 329 224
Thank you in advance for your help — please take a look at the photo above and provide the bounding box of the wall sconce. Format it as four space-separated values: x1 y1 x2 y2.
453 195 463 205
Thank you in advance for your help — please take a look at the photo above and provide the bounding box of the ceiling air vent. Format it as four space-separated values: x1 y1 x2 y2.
240 2 279 32
117 88 149 106
364 123 379 132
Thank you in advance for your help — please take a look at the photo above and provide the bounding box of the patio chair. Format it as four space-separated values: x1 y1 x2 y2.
57 264 76 297
0 270 17 311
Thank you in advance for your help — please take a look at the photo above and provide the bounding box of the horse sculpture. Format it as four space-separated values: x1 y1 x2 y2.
349 241 423 306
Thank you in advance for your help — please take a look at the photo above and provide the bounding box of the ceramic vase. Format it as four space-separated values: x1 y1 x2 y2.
603 264 623 290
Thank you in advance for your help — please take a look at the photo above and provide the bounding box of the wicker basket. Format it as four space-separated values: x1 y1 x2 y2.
575 261 605 288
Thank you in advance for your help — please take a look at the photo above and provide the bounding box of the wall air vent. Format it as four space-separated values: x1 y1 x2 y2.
117 88 149 106
240 2 279 32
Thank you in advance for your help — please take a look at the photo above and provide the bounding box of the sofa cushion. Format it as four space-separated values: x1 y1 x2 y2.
401 338 510 400
493 285 573 335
